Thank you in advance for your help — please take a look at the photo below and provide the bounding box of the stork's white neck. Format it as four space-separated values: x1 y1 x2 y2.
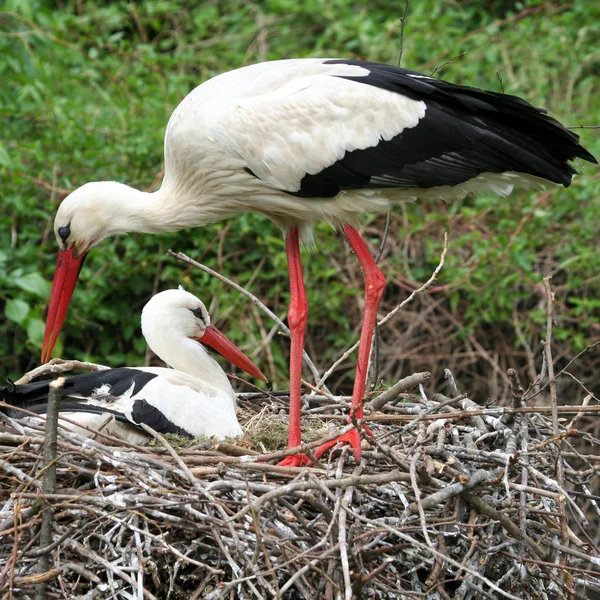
101 185 204 235
82 172 257 240
149 334 233 394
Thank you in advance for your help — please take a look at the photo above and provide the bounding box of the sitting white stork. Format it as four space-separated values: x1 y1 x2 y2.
40 58 596 465
3 288 266 443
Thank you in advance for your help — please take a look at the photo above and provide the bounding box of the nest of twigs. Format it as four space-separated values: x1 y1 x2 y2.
0 363 599 600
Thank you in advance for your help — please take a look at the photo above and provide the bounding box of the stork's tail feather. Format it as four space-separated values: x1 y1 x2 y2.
0 378 79 419
1 379 55 409
0 378 135 426
428 75 598 177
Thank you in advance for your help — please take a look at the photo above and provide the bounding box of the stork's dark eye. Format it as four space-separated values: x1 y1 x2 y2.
190 307 206 324
58 225 71 242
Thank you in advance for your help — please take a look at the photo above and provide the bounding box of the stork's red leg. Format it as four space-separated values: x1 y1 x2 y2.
313 224 385 461
278 227 310 467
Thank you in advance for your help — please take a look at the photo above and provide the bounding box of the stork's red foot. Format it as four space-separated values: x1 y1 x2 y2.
277 454 311 467
314 425 374 462
276 426 373 466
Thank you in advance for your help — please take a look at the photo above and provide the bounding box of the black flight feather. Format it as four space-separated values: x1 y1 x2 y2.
130 400 193 437
286 60 596 198
0 368 158 410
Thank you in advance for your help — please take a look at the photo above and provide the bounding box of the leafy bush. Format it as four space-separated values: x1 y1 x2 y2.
1 0 598 397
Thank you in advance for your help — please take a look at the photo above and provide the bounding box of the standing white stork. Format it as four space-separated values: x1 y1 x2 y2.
5 288 266 443
41 58 596 466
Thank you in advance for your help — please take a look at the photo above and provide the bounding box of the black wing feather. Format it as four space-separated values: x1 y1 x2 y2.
23 401 133 425
130 399 193 437
287 60 596 198
0 369 157 409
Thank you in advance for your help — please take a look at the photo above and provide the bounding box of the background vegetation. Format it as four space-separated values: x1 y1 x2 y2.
1 0 598 401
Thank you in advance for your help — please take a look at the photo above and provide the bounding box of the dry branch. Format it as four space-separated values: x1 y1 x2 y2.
14 359 108 385
34 377 63 600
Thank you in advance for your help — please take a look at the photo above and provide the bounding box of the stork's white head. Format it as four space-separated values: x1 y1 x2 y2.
53 182 142 255
141 288 267 382
42 181 153 363
141 288 212 345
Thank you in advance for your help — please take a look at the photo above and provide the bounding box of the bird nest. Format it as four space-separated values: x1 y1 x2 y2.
0 363 599 600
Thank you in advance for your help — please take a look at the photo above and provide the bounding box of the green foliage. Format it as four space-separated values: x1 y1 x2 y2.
0 0 598 391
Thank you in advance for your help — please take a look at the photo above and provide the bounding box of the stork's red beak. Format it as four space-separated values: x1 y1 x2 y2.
194 324 267 382
41 247 87 363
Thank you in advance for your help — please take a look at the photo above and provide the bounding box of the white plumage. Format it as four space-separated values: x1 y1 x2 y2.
174 61 425 193
68 367 241 444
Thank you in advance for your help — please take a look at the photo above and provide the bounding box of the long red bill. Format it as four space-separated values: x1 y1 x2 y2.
41 247 87 363
194 324 267 382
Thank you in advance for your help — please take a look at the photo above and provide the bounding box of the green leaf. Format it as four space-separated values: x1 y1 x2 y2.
5 299 30 325
14 272 50 298
0 143 12 168
5 0 33 20
26 318 45 347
